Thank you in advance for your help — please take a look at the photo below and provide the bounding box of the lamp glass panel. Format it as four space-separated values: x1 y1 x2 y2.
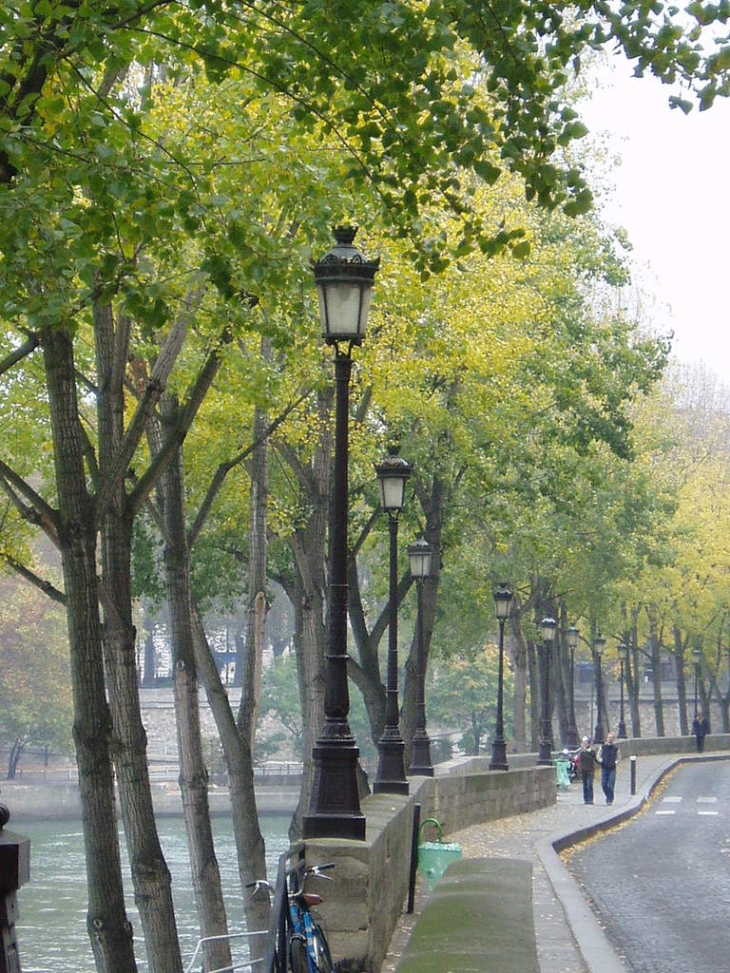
378 476 407 511
408 546 432 579
317 282 370 339
541 618 556 642
494 589 512 620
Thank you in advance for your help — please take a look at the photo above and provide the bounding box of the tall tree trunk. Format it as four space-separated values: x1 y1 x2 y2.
238 389 271 751
509 621 528 753
629 616 642 737
142 612 157 687
273 389 332 837
400 484 444 765
95 303 183 973
527 639 539 751
154 398 232 973
674 628 689 735
191 607 270 965
41 325 137 973
648 619 665 736
7 739 24 780
401 570 438 764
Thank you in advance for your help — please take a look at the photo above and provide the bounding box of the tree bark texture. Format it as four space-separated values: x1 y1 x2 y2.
155 402 232 973
238 391 271 749
191 607 270 964
273 390 331 837
648 620 665 736
629 616 642 737
673 628 689 735
509 622 528 754
96 305 183 973
41 325 137 973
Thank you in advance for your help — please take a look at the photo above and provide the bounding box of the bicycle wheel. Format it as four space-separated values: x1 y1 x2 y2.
289 935 308 973
309 923 333 973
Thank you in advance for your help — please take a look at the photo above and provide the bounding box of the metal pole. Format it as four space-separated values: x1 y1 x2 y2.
490 616 509 770
374 514 408 793
538 637 553 765
594 654 604 744
304 349 366 840
567 644 579 747
409 577 434 776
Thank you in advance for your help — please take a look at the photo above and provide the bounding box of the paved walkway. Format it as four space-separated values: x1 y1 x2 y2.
382 751 700 973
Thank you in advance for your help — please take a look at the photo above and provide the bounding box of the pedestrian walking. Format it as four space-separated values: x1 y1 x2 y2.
597 732 619 804
691 712 710 752
578 736 598 805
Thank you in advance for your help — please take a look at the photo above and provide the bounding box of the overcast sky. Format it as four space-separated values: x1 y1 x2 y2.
580 55 730 391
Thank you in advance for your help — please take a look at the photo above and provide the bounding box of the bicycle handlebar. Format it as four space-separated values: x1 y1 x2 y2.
246 862 336 902
304 862 335 880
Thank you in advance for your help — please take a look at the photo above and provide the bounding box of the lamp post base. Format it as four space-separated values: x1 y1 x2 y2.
408 730 434 777
566 723 580 748
303 733 366 840
617 720 627 739
537 738 553 766
373 732 409 795
489 737 509 771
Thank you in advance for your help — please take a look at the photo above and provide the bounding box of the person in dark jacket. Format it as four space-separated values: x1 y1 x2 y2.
577 736 598 805
597 732 619 804
692 713 710 752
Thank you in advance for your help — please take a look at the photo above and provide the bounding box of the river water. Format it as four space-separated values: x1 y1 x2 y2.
16 814 291 973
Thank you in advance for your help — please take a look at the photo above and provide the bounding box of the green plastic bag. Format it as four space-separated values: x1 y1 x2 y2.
417 818 462 891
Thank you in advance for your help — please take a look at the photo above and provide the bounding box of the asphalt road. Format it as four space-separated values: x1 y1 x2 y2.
568 760 730 973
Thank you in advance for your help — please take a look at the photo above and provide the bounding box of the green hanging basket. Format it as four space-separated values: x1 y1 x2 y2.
417 818 462 891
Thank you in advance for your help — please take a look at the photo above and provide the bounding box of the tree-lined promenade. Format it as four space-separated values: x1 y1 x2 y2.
1 3 730 972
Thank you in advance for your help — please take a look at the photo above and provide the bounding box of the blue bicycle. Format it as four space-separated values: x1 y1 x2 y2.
247 860 334 973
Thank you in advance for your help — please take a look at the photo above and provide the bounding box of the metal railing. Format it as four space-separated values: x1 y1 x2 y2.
183 930 268 973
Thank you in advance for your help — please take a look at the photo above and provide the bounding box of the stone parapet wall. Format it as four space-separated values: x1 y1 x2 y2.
413 765 555 837
304 794 414 972
306 764 554 971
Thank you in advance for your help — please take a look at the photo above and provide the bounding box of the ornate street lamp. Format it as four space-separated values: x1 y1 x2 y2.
373 450 412 794
617 642 628 739
490 583 513 770
407 538 434 776
566 625 580 747
304 227 379 841
593 634 606 744
538 617 557 766
693 646 702 715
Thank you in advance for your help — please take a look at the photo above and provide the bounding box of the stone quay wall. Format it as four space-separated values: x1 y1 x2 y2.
306 734 730 972
305 760 556 972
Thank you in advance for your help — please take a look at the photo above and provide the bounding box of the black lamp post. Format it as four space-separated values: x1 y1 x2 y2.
617 642 628 739
373 450 412 794
304 227 379 841
538 617 557 766
566 625 580 747
407 538 434 776
693 646 702 715
593 634 606 744
490 583 513 771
